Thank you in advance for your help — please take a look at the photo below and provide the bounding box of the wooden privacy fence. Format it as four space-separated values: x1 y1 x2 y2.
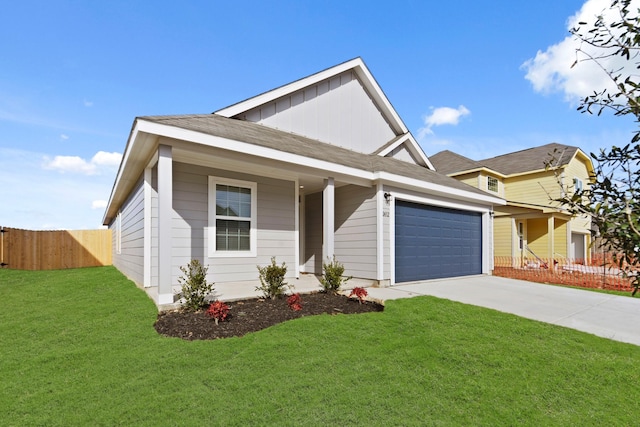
0 227 112 270
493 254 635 292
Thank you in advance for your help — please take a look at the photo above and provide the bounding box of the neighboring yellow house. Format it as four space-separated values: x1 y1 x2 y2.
430 143 595 265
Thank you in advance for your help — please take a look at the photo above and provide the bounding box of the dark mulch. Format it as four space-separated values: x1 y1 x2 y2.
154 292 384 341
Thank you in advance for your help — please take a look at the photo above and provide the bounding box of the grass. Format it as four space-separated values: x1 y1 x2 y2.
1 267 639 426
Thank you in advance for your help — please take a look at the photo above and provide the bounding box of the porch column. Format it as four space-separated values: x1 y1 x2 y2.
322 177 335 263
157 145 173 305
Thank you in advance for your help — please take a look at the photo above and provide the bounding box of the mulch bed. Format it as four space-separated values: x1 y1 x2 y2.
154 292 384 341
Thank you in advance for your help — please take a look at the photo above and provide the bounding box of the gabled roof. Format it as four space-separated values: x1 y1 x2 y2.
431 143 593 177
103 114 503 225
430 150 483 175
214 57 434 170
481 143 583 175
140 114 484 191
215 57 408 134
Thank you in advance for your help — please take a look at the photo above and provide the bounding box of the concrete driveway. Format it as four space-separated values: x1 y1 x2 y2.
366 275 640 346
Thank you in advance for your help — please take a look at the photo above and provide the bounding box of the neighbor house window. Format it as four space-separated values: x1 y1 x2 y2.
487 176 499 193
573 177 583 192
208 177 257 257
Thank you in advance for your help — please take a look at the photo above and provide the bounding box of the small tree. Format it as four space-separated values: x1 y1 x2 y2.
556 0 640 294
178 259 214 311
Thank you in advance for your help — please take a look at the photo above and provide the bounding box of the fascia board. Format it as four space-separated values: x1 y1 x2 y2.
215 58 408 135
102 121 142 225
215 58 365 118
375 171 507 206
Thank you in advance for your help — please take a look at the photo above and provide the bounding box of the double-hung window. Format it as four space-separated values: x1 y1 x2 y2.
487 176 499 193
208 177 257 257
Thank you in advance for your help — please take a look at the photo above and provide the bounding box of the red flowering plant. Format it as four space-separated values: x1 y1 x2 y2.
349 287 368 304
287 293 303 311
207 300 229 325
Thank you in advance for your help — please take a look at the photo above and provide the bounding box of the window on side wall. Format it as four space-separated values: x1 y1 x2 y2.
487 176 499 193
208 177 257 257
573 177 583 193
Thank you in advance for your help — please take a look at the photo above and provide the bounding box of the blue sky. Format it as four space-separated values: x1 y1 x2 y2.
1 0 636 229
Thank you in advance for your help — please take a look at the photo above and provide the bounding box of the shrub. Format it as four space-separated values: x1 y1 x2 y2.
207 300 229 325
320 256 351 293
256 257 290 299
349 287 368 304
287 293 303 311
178 259 214 311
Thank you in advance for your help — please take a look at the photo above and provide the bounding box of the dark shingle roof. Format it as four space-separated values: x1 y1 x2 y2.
430 150 482 175
481 143 579 175
430 143 581 176
140 114 494 198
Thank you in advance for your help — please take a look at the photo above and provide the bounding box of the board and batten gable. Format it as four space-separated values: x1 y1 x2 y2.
167 162 297 285
110 175 145 286
334 185 378 279
233 70 397 155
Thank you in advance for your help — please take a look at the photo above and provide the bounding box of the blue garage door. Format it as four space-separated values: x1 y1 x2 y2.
395 200 482 282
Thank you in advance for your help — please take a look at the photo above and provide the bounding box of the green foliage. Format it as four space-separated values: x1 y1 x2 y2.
256 257 289 299
557 0 640 294
178 259 214 311
320 256 351 293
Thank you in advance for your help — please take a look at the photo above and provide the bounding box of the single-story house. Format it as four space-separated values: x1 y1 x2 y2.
103 57 505 305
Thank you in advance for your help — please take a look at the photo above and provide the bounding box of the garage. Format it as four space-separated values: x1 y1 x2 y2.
395 200 482 282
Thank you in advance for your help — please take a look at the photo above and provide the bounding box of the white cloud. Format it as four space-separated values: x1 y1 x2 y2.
0 148 116 230
522 0 639 103
84 100 94 107
92 200 108 210
43 151 122 175
60 134 69 140
91 151 122 167
418 105 471 140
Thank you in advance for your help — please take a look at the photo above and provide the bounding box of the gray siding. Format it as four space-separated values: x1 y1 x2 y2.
112 175 145 286
334 185 377 279
303 192 323 274
170 162 296 285
237 71 396 154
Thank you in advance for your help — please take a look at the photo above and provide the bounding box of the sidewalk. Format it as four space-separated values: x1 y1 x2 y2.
366 275 640 347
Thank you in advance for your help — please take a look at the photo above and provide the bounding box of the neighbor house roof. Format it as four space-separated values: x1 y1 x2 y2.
431 143 590 177
429 150 483 175
481 143 581 175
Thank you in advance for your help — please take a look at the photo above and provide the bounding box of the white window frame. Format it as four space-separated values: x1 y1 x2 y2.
208 176 257 258
573 177 584 192
487 176 499 193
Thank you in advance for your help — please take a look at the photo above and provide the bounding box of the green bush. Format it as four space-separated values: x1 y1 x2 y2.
320 256 351 293
178 259 214 311
256 257 290 299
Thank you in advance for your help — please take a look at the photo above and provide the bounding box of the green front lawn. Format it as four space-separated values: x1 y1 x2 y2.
1 267 638 426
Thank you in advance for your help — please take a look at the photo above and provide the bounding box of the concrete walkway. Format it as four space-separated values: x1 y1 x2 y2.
366 275 640 347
